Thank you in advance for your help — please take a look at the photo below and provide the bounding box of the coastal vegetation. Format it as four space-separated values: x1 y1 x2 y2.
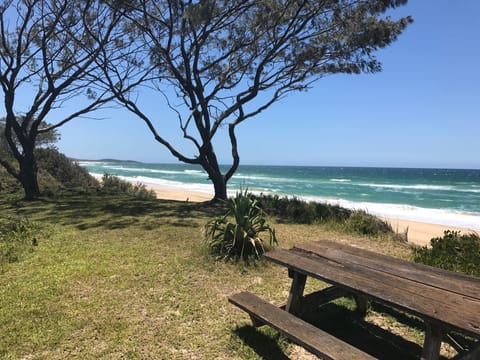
100 173 157 200
255 194 394 237
1 162 478 358
413 230 480 277
35 148 100 192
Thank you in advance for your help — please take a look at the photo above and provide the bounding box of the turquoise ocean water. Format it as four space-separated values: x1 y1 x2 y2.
80 161 480 231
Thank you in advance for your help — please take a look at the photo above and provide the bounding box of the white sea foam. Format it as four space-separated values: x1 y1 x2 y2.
234 173 301 183
300 195 480 231
101 174 214 194
101 166 186 175
184 170 203 174
91 172 480 231
357 183 480 193
330 178 352 183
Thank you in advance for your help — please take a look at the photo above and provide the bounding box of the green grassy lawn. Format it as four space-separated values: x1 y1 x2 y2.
0 192 440 359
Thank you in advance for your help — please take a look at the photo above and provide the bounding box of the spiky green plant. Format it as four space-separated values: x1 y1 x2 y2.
204 190 277 262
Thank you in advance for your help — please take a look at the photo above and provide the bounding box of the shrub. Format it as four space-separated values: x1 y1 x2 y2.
254 194 392 237
0 166 21 194
315 202 351 222
345 210 393 236
255 194 349 224
0 216 38 268
100 173 156 200
204 190 277 262
284 198 317 224
35 147 99 190
413 231 480 277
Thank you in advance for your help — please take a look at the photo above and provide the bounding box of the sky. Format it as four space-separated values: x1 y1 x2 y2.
49 1 480 169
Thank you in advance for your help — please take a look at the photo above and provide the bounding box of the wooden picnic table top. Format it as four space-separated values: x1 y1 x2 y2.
265 240 480 338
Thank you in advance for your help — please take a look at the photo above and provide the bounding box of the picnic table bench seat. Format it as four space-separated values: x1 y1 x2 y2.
229 291 375 360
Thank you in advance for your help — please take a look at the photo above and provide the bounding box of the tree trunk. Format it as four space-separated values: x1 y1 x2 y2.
209 170 228 201
18 153 40 200
197 144 229 202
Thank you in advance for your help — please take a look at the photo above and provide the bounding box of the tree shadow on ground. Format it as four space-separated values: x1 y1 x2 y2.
232 302 452 360
234 325 290 360
9 193 226 231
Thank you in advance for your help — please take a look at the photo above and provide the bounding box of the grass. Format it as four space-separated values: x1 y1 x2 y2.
0 191 455 359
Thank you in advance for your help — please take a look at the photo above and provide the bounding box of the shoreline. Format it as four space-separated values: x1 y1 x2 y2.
144 184 477 247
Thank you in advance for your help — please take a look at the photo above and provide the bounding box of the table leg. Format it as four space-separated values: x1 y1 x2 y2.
286 271 306 315
354 293 368 318
421 322 444 360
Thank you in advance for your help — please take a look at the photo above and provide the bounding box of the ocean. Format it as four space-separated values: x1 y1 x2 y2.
79 161 480 231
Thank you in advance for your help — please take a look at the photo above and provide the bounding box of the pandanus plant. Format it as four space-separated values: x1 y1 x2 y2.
204 190 277 262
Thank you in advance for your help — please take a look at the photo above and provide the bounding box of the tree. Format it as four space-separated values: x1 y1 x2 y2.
0 0 131 199
102 0 412 201
1 117 60 154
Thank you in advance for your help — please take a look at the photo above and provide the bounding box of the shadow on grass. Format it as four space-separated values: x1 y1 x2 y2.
6 192 226 231
232 302 452 360
234 325 290 360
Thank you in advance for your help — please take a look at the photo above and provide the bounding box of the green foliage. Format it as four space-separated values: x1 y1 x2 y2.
100 173 156 200
204 190 277 262
255 194 391 236
0 216 37 268
345 210 393 236
413 231 480 277
255 195 350 224
0 165 21 194
1 118 60 151
35 148 99 191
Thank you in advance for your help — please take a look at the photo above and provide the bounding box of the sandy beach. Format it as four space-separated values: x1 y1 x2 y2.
383 218 476 247
146 185 477 247
147 185 213 202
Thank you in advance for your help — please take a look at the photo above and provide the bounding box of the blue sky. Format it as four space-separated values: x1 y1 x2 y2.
54 1 479 169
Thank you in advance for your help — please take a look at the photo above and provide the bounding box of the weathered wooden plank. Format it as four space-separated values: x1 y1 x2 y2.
229 291 376 360
265 249 480 337
295 240 480 300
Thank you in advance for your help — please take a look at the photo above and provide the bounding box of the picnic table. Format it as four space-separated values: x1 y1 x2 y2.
229 240 480 360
